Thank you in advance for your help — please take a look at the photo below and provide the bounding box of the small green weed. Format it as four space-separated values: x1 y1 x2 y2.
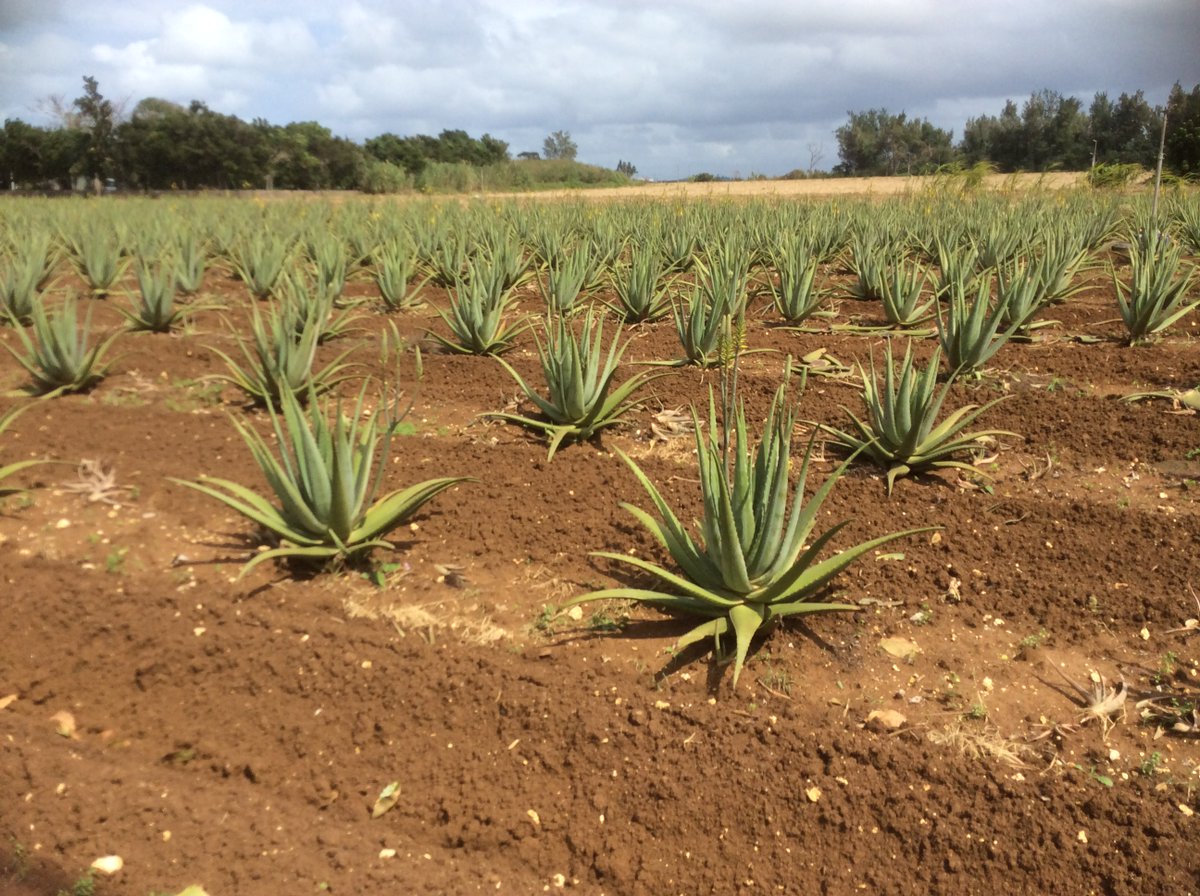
964 701 988 721
1152 652 1179 686
1138 751 1163 778
1072 763 1114 788
533 605 559 634
360 561 408 589
588 609 628 632
1019 628 1048 650
55 873 95 896
105 548 127 574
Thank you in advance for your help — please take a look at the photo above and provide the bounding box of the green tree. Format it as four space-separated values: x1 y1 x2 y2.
834 109 954 176
1090 90 1157 167
542 130 578 161
73 76 117 191
1165 82 1200 175
0 119 47 187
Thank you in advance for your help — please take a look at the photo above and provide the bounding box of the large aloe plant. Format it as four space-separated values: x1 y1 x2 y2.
565 378 931 687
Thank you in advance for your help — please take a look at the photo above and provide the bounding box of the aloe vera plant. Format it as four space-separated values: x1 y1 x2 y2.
278 274 361 343
1114 230 1199 345
233 233 292 300
491 311 663 460
63 224 128 296
608 247 672 323
935 272 1019 374
6 294 118 396
564 378 930 687
118 261 187 333
208 301 355 407
432 257 529 355
173 385 470 576
173 230 208 296
847 234 890 301
668 252 749 367
307 235 349 304
1 231 56 325
995 257 1054 336
766 237 824 324
375 243 427 310
879 258 933 327
823 341 1013 493
0 252 46 326
540 245 600 316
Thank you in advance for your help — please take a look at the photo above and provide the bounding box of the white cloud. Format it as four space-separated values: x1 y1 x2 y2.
0 0 1197 178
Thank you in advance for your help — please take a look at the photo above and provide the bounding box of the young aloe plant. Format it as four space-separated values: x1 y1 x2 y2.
208 300 355 407
995 257 1055 337
6 294 119 396
375 243 427 310
540 245 600 316
879 258 934 328
766 237 825 324
847 234 890 301
934 272 1019 375
491 311 664 460
608 247 672 323
306 235 349 304
431 257 529 355
172 385 471 576
823 341 1013 494
63 224 128 296
118 261 187 333
1 232 56 326
1114 230 1199 345
564 377 932 687
233 233 292 300
173 229 208 296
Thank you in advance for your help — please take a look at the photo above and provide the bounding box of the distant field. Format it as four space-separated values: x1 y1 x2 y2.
503 170 1088 200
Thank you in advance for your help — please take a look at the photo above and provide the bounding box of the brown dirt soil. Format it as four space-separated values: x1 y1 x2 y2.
2 236 1199 896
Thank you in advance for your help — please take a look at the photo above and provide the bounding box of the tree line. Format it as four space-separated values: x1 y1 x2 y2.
0 77 595 193
3 77 1199 191
834 83 1200 178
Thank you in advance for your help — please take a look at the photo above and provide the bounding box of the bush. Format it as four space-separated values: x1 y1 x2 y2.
1088 163 1145 189
360 159 411 194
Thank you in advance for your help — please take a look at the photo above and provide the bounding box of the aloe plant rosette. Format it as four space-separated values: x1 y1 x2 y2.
824 341 1014 494
174 386 470 575
492 311 663 460
565 382 932 686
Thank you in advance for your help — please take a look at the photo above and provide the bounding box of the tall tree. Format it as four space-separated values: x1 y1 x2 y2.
1165 82 1200 175
73 76 117 192
0 119 47 187
542 130 578 161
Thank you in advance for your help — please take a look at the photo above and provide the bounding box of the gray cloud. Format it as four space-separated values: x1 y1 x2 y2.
1 0 1197 180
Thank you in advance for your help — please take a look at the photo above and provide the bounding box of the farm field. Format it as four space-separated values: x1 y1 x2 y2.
1 184 1199 895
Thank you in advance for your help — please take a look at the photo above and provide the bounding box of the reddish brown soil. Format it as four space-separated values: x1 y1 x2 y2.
2 247 1199 896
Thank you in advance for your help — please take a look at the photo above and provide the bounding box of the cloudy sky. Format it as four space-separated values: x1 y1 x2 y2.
1 0 1198 180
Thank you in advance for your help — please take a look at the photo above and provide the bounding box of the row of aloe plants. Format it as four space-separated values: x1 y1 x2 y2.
4 191 1196 351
